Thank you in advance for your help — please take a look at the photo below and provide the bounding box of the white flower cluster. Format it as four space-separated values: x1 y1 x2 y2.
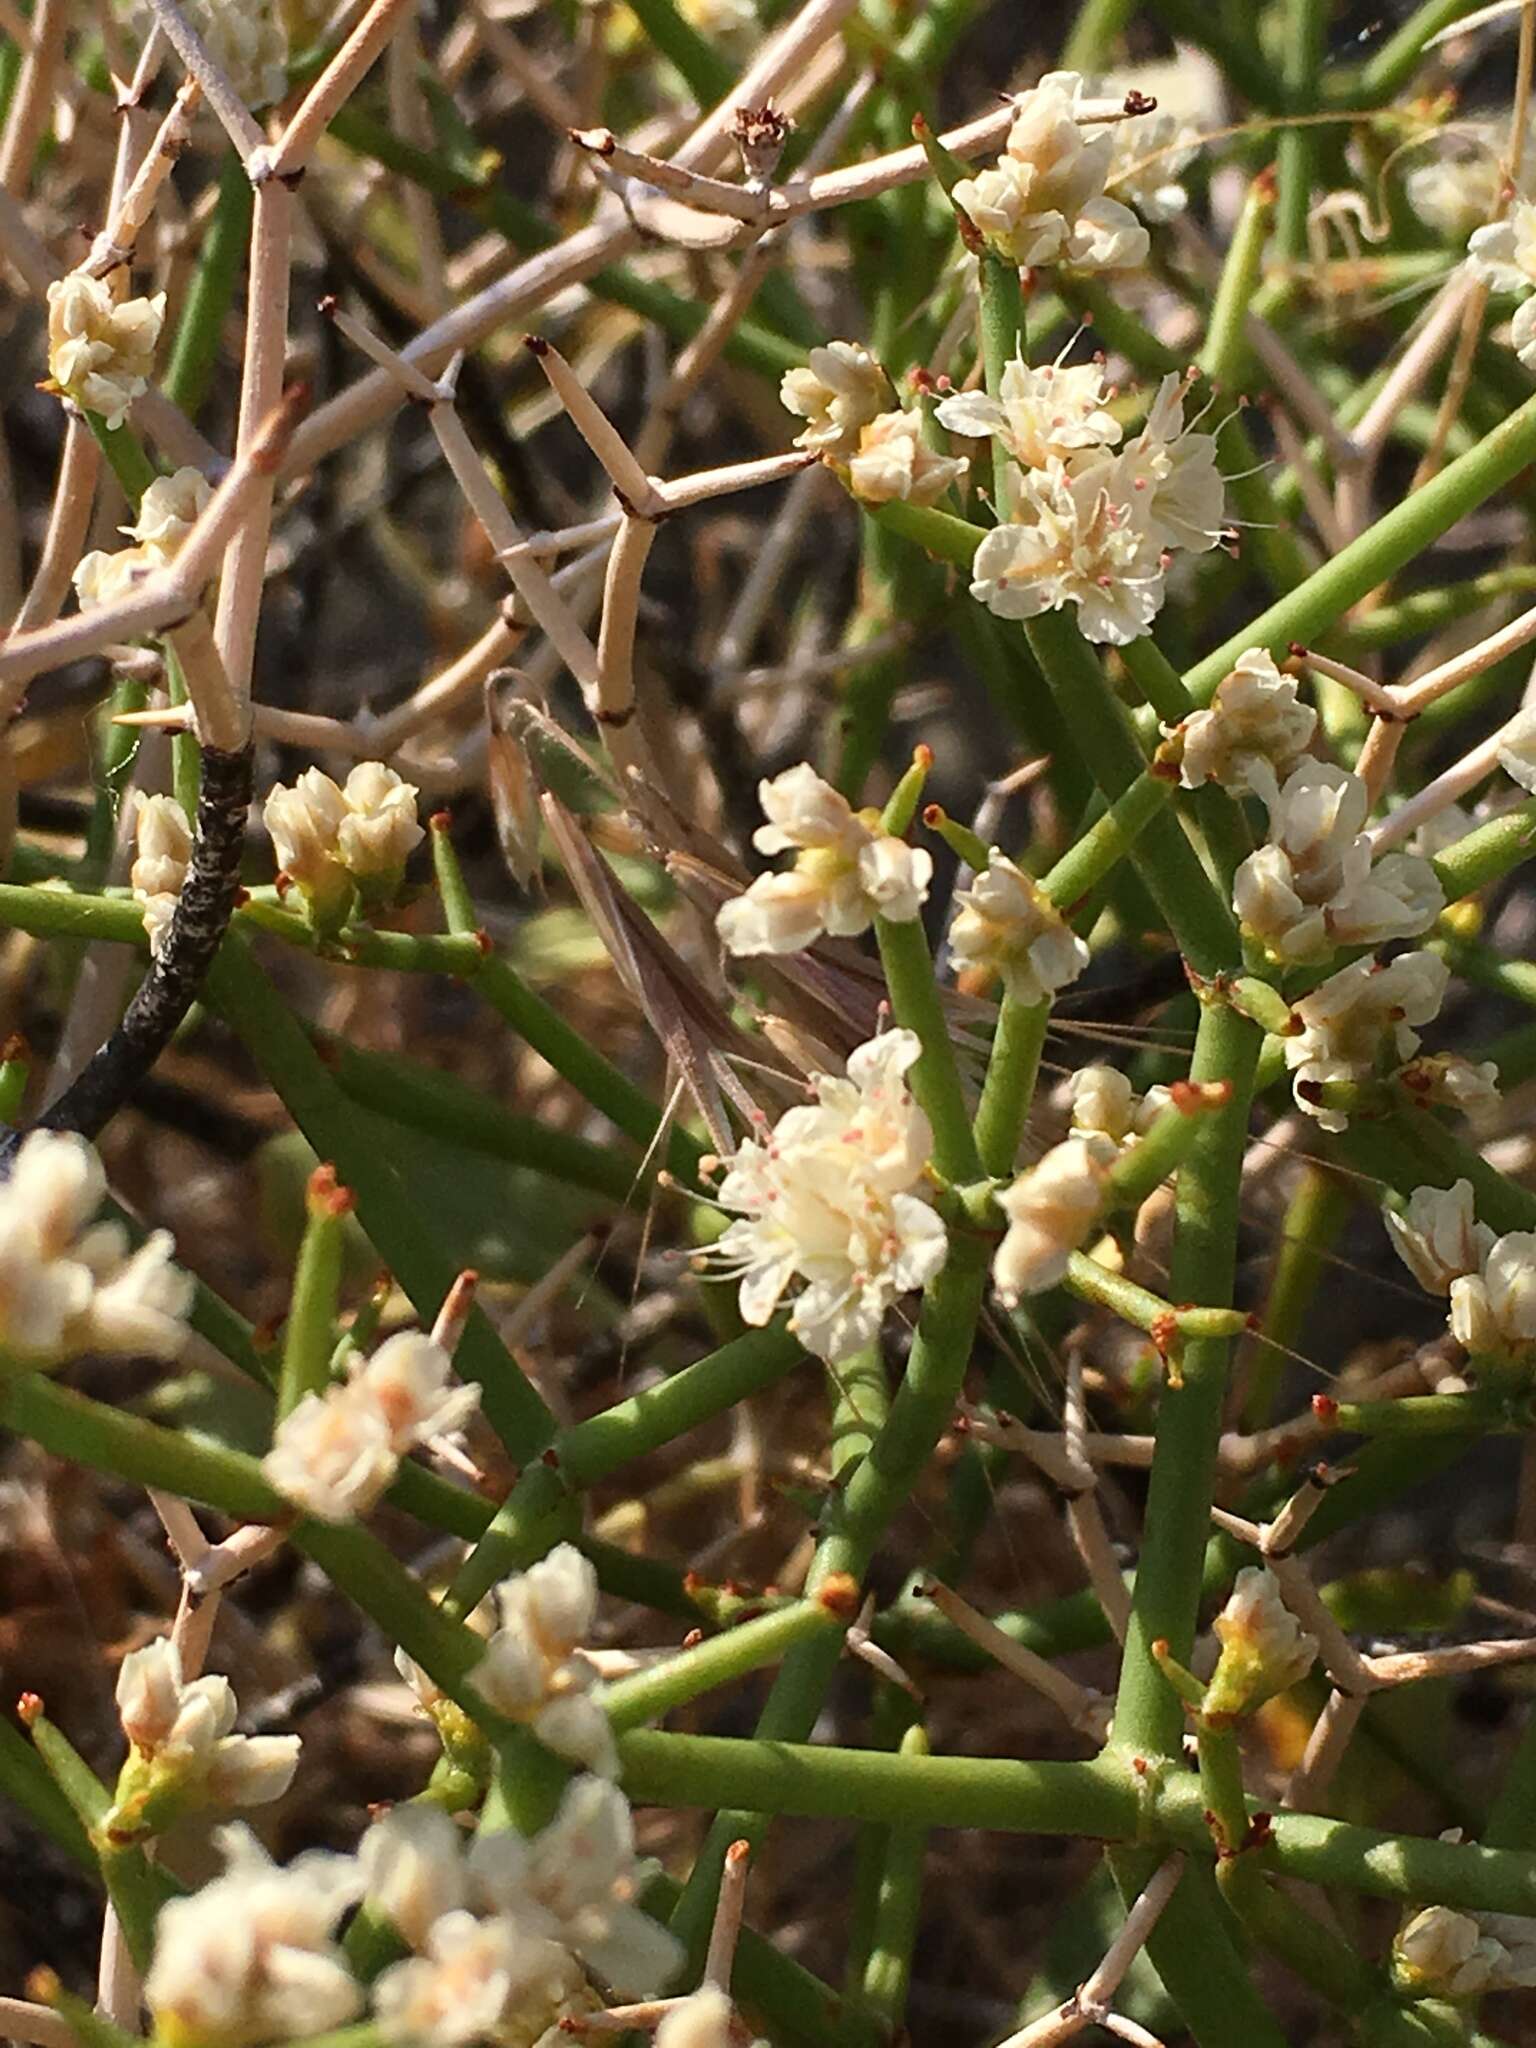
365 1782 681 2043
1285 951 1449 1132
0 1130 191 1364
1103 94 1203 225
110 1636 299 1834
704 1028 947 1363
780 344 967 507
74 465 211 609
131 793 194 958
1449 1231 1536 1364
262 1331 480 1523
264 763 425 926
46 274 166 430
952 71 1149 272
993 1133 1114 1303
716 764 930 957
400 1545 617 1778
1202 1565 1318 1722
1393 1901 1536 1997
1234 760 1444 966
954 365 1226 645
146 1824 364 2048
1166 647 1317 794
1399 1051 1501 1127
1468 200 1536 372
948 850 1089 1004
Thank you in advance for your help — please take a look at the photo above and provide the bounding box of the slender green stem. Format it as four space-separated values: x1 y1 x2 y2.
277 1170 351 1419
1431 798 1536 903
874 915 980 1182
972 998 1048 1178
1112 1002 1262 1760
857 1721 931 2030
162 150 252 415
602 1600 843 1735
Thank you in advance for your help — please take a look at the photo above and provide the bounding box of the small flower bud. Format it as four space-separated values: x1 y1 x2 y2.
1202 1566 1317 1722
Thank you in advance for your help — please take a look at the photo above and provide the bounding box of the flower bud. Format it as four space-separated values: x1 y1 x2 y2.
992 1134 1114 1303
1202 1566 1317 1722
46 275 165 430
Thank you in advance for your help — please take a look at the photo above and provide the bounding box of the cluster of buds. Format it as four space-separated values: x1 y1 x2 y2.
399 1545 616 1777
45 274 165 429
781 345 969 508
74 466 211 609
951 71 1149 272
131 793 194 958
262 1331 480 1523
108 1637 300 1841
0 1130 192 1366
716 763 930 957
1162 647 1317 796
1233 760 1443 967
1067 1063 1172 1154
700 1028 947 1363
264 763 425 934
947 850 1089 1005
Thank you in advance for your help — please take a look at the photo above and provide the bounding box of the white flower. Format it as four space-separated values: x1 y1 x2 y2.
780 342 889 457
704 1028 947 1363
1203 1566 1317 1720
1497 704 1536 792
1171 648 1317 794
948 850 1088 1003
0 1131 191 1364
845 409 967 506
46 275 165 429
87 1231 198 1358
130 466 214 551
334 762 426 879
1450 1231 1536 1358
472 1545 617 1778
263 1330 476 1523
130 794 193 958
934 353 1121 470
374 1909 579 2047
350 1332 480 1445
468 1775 682 1999
145 1824 362 2048
1383 1182 1494 1296
263 1384 398 1523
1469 201 1536 369
969 457 1164 645
1116 373 1227 556
1286 952 1450 1131
716 764 931 956
952 72 1148 271
1235 761 1442 964
73 542 156 608
992 1133 1115 1303
359 1807 468 1951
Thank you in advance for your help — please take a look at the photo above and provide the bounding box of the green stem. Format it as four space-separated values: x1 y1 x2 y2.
162 150 252 415
972 998 1048 1178
277 1169 352 1419
874 915 980 1181
1038 768 1176 912
602 1600 844 1735
1431 798 1536 903
857 1721 931 2031
1112 1003 1262 1760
